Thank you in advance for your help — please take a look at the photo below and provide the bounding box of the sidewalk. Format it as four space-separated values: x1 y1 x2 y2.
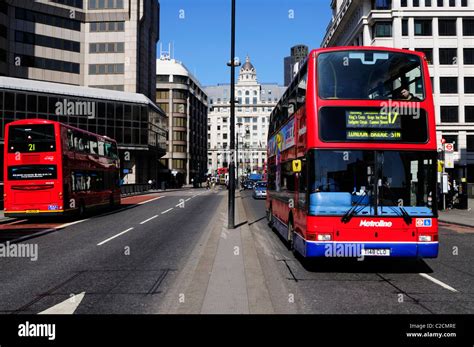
438 199 474 227
168 190 274 314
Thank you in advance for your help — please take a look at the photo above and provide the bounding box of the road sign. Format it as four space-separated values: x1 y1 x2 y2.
445 152 455 169
444 143 454 152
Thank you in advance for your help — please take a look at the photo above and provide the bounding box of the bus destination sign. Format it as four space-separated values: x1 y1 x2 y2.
345 110 402 141
345 111 401 129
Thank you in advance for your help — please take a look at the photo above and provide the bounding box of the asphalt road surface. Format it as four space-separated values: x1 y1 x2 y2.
0 188 223 314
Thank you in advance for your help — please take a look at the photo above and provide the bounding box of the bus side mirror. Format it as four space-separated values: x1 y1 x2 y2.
292 159 302 173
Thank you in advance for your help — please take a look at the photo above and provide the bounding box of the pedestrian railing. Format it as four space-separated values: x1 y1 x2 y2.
120 184 152 196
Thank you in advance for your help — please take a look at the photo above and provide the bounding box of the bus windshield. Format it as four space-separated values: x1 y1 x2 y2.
318 50 425 101
308 150 436 216
8 124 56 153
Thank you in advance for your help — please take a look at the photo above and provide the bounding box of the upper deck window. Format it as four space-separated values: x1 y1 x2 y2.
318 50 425 101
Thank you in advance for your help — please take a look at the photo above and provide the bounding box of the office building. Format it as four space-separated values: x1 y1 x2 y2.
284 44 309 86
0 0 159 100
156 56 208 186
205 56 286 176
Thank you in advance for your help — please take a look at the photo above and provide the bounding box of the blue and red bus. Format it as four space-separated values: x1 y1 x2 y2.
266 47 438 258
4 119 121 218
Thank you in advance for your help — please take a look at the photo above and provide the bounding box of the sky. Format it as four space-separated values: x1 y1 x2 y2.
158 0 332 87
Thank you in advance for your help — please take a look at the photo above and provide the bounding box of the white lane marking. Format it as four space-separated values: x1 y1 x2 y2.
39 292 85 314
140 215 159 225
176 203 184 208
55 219 89 229
137 196 164 205
161 208 173 214
419 273 459 293
97 227 134 246
185 198 191 202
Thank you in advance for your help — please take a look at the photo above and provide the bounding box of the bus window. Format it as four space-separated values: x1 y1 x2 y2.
89 135 98 155
82 134 90 153
67 129 75 150
8 124 56 153
98 140 105 156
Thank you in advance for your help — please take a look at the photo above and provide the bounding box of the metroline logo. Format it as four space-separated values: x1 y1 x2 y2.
359 220 393 227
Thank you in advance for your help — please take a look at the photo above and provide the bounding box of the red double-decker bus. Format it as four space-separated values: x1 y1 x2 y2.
4 119 121 218
266 47 438 258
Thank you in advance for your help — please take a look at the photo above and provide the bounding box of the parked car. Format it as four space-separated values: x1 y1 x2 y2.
252 181 267 199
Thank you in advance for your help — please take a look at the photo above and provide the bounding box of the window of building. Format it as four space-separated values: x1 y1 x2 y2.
437 0 443 5
465 77 474 93
466 135 474 152
89 0 124 9
402 19 409 36
464 48 474 64
14 54 80 74
461 0 468 5
465 106 474 122
90 21 125 32
374 0 392 9
413 0 420 6
15 8 81 31
50 0 84 8
173 145 186 153
401 0 407 6
156 90 169 99
89 42 124 53
463 19 474 36
414 19 432 36
173 117 186 127
438 19 457 36
172 159 185 169
439 48 457 65
449 0 455 5
415 48 433 64
425 0 432 6
15 30 80 53
89 63 124 75
440 106 458 122
440 77 458 93
373 22 392 37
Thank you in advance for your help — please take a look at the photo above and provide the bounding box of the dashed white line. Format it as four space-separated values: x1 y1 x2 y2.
140 215 159 225
161 208 173 214
97 227 134 246
185 198 191 202
55 219 89 229
137 196 165 205
419 273 459 293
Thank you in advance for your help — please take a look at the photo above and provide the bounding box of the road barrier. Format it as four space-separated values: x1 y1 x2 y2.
120 184 152 196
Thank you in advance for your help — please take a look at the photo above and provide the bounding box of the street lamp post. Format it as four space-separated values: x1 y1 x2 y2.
227 0 237 229
236 121 243 186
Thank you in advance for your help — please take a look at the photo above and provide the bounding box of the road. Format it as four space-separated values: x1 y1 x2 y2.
241 190 474 314
1 187 472 315
0 188 223 314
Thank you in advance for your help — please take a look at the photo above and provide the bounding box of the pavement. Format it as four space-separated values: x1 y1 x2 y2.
438 199 474 227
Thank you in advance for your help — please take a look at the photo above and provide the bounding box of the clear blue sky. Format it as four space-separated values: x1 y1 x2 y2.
158 0 332 87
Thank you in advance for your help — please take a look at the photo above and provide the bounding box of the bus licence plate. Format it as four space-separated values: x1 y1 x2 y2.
362 249 390 256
